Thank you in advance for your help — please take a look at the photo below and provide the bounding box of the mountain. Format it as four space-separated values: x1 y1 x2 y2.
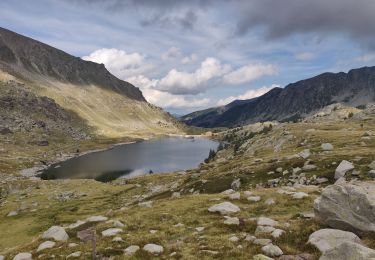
0 27 181 138
182 66 375 127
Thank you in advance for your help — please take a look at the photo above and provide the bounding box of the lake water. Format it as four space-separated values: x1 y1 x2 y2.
40 137 218 182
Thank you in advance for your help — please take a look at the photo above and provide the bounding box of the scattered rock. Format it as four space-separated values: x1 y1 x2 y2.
244 191 253 196
271 229 285 238
143 244 164 255
201 250 219 256
321 143 333 151
68 220 86 229
314 181 375 233
261 244 283 257
196 227 205 232
68 243 78 248
124 245 140 256
171 192 181 198
299 212 315 219
302 165 317 171
229 236 239 242
247 196 261 202
245 235 256 242
86 216 108 222
37 241 56 252
258 217 278 227
298 149 311 159
308 229 361 253
292 192 309 199
138 201 153 208
67 251 81 258
113 236 124 242
368 161 375 170
42 226 69 241
13 253 32 260
368 170 375 178
222 189 235 195
334 160 354 179
7 211 18 217
208 202 240 215
253 254 274 260
101 228 123 237
228 192 241 200
223 216 240 225
254 238 272 246
265 198 275 205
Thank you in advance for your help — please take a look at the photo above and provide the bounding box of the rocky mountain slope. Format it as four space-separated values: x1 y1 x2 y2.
0 27 182 138
182 66 375 128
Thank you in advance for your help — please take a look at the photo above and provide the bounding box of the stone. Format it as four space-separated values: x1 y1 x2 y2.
231 178 241 190
42 226 69 241
245 235 256 242
0 255 3 260
13 253 32 260
261 244 283 257
143 244 164 255
111 220 125 228
271 229 285 238
320 241 375 260
208 202 240 215
229 236 239 242
149 230 157 234
86 216 108 222
138 201 153 208
254 239 272 246
321 143 333 151
334 160 354 179
258 217 278 227
298 149 310 159
171 192 181 198
253 254 274 260
222 189 235 194
368 161 375 170
308 229 361 253
279 254 314 260
292 192 308 199
223 216 240 225
67 251 81 258
68 220 86 229
265 198 275 205
247 196 261 202
255 226 275 235
314 181 375 234
201 250 219 256
112 236 124 242
299 212 315 219
101 228 122 237
276 167 283 173
229 192 241 200
316 177 329 184
7 211 18 217
292 167 302 174
68 243 78 248
195 227 205 232
302 165 317 171
37 241 56 252
244 191 253 196
124 245 140 256
368 170 375 178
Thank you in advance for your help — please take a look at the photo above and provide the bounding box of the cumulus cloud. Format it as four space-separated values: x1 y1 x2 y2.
181 53 198 64
82 48 151 78
223 64 276 85
217 85 278 106
161 46 182 60
127 75 210 109
154 57 231 95
296 52 315 61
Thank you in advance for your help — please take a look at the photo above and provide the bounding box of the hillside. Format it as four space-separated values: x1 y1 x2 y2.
182 67 375 127
0 27 182 138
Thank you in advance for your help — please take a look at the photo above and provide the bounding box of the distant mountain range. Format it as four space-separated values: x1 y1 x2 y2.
0 27 181 138
181 66 375 127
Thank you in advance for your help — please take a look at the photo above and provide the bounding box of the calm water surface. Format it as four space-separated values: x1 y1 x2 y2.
40 137 218 182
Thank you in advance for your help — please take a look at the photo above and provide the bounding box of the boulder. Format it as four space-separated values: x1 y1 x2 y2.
101 228 123 237
37 241 56 252
13 253 32 260
314 181 375 234
261 244 283 257
308 229 361 253
208 202 240 215
143 244 164 255
320 242 375 260
334 160 354 179
42 226 69 241
321 143 333 151
124 245 140 256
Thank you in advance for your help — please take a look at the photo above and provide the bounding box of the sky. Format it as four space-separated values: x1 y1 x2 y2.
1 0 375 115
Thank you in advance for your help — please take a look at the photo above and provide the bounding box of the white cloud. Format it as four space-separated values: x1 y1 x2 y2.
127 75 211 109
217 85 279 106
181 53 198 64
355 53 375 63
82 48 151 78
223 64 277 85
154 57 231 95
296 52 315 61
161 46 182 60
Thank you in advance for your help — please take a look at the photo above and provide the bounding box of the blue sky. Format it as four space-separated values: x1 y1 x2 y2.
1 0 375 114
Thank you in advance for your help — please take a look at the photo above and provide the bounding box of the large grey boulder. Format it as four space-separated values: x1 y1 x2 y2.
320 242 375 260
308 229 361 253
334 160 354 179
42 226 69 241
12 253 32 260
314 181 375 234
208 202 240 215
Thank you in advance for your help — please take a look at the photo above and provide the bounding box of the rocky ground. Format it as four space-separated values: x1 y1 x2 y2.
1 104 375 259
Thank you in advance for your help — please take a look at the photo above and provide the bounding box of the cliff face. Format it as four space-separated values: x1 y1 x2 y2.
182 67 375 128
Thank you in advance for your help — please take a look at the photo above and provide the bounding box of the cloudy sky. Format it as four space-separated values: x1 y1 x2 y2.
1 0 375 114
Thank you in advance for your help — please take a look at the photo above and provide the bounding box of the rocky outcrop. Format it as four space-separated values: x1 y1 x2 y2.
320 242 375 260
314 181 375 234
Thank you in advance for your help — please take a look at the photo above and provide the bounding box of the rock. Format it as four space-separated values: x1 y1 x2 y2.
86 216 108 222
320 241 375 260
292 167 302 174
229 236 239 242
208 202 240 215
13 253 32 260
302 165 317 171
258 217 278 227
201 250 219 256
314 181 375 234
247 196 261 202
279 254 314 260
298 149 310 159
265 198 275 205
138 201 153 208
244 191 253 196
111 220 125 228
231 178 241 190
42 226 69 241
261 244 283 257
68 220 86 229
316 177 329 184
7 211 18 217
368 161 375 170
299 212 315 219
67 251 81 258
368 170 375 178
308 229 361 253
255 226 275 235
254 239 272 246
229 192 241 200
37 241 56 252
245 235 256 242
113 236 124 242
334 160 354 179
223 216 240 225
143 244 164 255
0 256 3 260
171 192 181 198
101 228 122 237
271 229 285 238
222 189 235 194
321 143 333 151
253 254 274 260
68 243 78 248
276 167 283 173
124 245 140 256
292 192 308 199
195 227 205 232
